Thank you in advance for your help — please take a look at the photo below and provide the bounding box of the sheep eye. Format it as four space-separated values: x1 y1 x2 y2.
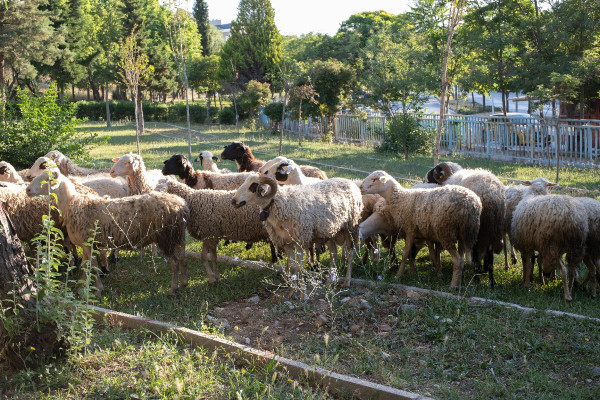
40 162 47 169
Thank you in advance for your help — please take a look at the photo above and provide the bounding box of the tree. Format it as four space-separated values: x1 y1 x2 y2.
288 83 317 146
218 0 282 85
0 0 62 121
120 30 151 154
0 202 63 371
167 4 202 159
299 60 354 141
192 0 211 56
434 0 466 165
239 80 271 119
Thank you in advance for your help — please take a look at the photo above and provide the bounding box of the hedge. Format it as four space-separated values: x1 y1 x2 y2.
75 101 220 123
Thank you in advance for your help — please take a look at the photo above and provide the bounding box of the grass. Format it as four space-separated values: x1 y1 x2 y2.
4 121 600 398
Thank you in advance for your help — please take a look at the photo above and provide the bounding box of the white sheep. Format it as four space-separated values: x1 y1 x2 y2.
109 153 166 195
510 186 588 304
572 196 600 298
195 150 230 173
232 175 363 288
26 170 189 296
360 171 482 289
44 150 110 176
158 179 271 283
0 161 25 184
258 158 322 185
426 163 505 287
504 178 556 268
162 154 253 190
27 156 128 198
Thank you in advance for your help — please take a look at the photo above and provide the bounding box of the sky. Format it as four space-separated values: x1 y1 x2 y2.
203 0 414 37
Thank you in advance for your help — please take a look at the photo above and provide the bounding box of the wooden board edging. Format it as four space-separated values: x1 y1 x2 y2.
90 305 432 400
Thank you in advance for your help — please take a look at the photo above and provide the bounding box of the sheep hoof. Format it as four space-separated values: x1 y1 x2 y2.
510 256 518 265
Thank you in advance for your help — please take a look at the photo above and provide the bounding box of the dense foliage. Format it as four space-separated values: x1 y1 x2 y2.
0 86 99 168
378 113 435 159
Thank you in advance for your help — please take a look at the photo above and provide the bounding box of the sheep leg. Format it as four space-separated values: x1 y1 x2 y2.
503 234 509 271
559 259 572 304
510 243 518 265
99 249 109 276
484 247 495 287
175 244 188 288
284 245 298 296
385 235 398 269
522 251 534 289
583 256 597 298
427 241 442 278
210 247 220 282
269 242 279 263
327 240 338 269
448 246 464 290
201 243 217 284
397 235 414 278
342 244 355 288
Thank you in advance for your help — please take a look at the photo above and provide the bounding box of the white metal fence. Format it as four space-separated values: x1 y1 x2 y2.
262 113 600 167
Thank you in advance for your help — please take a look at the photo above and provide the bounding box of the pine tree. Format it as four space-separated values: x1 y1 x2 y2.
192 0 211 56
218 0 282 85
0 0 62 119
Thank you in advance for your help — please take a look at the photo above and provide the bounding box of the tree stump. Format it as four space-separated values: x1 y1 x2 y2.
0 200 63 370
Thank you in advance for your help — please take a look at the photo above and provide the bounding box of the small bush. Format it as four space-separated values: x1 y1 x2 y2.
219 107 236 125
0 85 101 168
263 102 284 123
377 113 435 160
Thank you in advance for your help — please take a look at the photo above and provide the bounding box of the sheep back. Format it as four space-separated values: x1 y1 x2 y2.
265 178 363 249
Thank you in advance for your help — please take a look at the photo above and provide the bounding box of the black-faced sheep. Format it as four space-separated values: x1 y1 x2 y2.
425 161 462 184
360 171 482 289
221 141 328 179
425 163 505 287
158 179 271 283
510 187 588 304
26 170 189 296
162 154 253 190
232 175 363 288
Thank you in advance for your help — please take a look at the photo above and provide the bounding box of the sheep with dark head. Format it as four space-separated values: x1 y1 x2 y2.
162 154 252 190
221 141 328 179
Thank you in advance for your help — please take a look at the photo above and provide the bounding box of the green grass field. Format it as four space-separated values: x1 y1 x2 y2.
3 121 600 399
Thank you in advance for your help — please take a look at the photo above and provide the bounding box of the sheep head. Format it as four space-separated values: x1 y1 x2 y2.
231 174 278 209
426 161 462 184
221 141 248 161
26 169 62 197
26 156 67 181
45 150 70 172
360 171 394 196
195 150 219 163
522 177 556 195
110 153 141 178
260 157 295 183
0 162 21 183
162 154 191 179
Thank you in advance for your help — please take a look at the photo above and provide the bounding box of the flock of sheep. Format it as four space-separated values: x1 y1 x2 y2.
1 141 598 304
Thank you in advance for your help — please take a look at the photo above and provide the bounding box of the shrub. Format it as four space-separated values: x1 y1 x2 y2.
75 101 220 123
0 85 101 169
219 107 236 125
377 113 435 160
263 102 284 123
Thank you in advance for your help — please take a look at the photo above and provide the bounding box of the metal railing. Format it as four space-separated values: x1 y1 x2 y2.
262 113 600 167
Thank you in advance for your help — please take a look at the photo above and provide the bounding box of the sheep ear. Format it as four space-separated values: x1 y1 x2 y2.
249 182 259 193
546 182 557 187
379 176 387 183
522 180 532 186
257 185 269 198
212 156 218 162
112 157 120 162
0 166 6 174
131 158 140 171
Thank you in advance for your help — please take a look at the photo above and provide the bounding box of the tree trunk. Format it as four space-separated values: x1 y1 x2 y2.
482 95 486 109
136 87 145 135
279 90 287 156
134 90 140 154
0 51 5 125
105 82 111 128
206 96 211 127
0 202 62 370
